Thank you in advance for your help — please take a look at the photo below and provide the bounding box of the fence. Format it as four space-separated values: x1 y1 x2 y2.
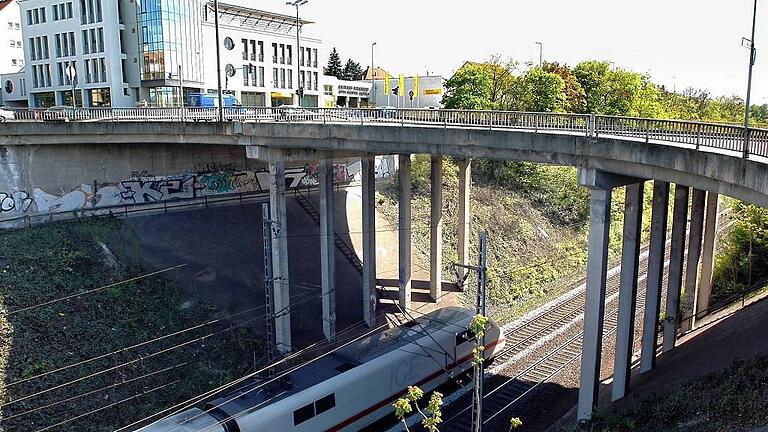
6 107 768 159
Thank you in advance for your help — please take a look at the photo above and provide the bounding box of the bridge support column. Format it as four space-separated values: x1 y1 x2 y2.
269 161 292 353
681 188 706 333
361 155 377 327
577 183 612 422
694 192 720 326
640 180 670 373
457 158 471 284
430 155 443 302
399 154 412 311
611 182 645 401
663 185 689 352
319 159 336 342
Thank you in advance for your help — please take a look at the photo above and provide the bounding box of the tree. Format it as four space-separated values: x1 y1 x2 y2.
442 63 494 109
324 47 342 78
543 62 586 113
340 59 364 81
393 386 443 432
516 68 567 112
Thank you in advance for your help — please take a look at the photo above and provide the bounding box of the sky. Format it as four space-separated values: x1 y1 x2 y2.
239 0 768 104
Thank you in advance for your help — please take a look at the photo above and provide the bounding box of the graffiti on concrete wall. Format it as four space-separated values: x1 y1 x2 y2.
0 191 34 214
1 163 351 217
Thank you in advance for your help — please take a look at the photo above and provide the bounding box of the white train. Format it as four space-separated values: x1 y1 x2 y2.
139 307 505 432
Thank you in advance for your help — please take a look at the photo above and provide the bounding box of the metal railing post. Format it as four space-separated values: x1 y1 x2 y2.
645 119 650 143
588 114 596 138
696 123 702 150
744 128 751 159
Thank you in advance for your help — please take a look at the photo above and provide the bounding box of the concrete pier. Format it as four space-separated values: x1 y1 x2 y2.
361 156 377 327
399 154 412 311
640 180 670 373
319 159 336 342
577 186 612 421
695 192 720 324
663 184 689 352
457 158 471 284
430 155 443 302
611 182 645 401
269 161 292 352
682 188 706 332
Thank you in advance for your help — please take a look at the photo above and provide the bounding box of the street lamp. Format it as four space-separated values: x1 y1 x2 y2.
213 0 224 121
371 42 377 105
535 41 543 68
287 0 308 107
743 0 758 157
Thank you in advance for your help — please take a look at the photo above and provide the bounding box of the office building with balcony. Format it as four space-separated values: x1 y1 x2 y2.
11 0 323 108
0 0 25 75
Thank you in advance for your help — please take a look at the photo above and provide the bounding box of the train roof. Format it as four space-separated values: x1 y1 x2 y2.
207 307 473 416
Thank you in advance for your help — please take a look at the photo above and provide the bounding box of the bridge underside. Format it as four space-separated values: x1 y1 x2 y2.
0 121 760 421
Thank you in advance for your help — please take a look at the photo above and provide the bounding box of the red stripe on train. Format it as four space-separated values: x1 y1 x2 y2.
325 339 501 432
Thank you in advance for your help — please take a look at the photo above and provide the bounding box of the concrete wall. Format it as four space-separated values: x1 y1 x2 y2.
2 121 768 207
0 141 356 226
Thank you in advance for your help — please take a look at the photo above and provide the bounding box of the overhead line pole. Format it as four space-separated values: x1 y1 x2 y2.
743 0 758 158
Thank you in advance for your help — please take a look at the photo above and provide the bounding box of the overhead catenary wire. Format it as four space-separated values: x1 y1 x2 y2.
162 295 466 432
33 379 182 432
1 284 320 409
4 263 189 315
3 362 188 421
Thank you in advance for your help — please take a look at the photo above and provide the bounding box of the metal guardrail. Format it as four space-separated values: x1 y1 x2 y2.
5 107 768 159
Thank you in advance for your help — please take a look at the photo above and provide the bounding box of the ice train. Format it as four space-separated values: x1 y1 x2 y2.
139 306 505 432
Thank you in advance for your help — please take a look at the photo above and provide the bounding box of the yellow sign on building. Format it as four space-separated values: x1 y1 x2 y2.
424 88 442 95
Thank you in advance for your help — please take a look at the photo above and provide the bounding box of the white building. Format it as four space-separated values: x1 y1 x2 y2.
0 0 24 75
10 0 323 108
321 76 371 108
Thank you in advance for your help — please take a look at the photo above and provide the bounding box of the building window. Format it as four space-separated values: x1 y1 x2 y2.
243 65 249 86
8 21 13 29
9 40 15 48
280 68 285 89
306 48 311 68
272 68 278 88
258 66 264 87
312 49 318 68
258 41 264 61
241 38 247 60
287 45 292 65
287 70 292 89
26 10 32 25
313 72 318 91
272 43 277 63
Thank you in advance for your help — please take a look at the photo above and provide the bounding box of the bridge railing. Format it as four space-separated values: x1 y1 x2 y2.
7 107 768 159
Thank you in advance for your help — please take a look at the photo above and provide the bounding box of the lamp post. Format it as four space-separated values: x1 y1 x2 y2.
214 0 224 121
371 42 377 106
287 0 308 107
743 0 758 158
535 41 543 68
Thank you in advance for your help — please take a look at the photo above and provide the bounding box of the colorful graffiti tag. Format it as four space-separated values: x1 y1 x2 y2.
1 164 351 218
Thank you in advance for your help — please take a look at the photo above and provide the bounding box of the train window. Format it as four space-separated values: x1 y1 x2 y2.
315 393 336 415
293 402 315 426
455 330 476 346
335 362 357 373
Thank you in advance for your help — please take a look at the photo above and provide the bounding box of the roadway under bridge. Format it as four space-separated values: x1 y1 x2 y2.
2 108 768 422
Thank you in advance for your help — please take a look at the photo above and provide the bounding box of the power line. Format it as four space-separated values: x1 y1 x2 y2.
5 264 189 315
4 285 325 410
4 362 188 421
34 380 182 432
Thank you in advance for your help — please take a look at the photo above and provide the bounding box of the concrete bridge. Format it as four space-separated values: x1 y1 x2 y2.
2 108 768 422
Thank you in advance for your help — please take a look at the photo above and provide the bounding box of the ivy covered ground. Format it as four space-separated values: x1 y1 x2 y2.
0 217 262 431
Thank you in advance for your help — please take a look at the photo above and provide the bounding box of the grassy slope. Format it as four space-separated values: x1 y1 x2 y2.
377 157 659 323
0 217 262 431
560 354 768 432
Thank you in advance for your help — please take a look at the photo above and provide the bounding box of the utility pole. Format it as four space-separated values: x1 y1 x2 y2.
214 0 224 122
454 232 489 432
262 203 277 370
743 0 758 158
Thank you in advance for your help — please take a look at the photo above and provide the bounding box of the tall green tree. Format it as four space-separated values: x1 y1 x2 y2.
324 47 343 78
543 62 586 113
341 59 364 80
516 68 567 112
442 63 494 109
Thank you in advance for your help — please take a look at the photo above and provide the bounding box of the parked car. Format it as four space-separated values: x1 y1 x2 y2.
0 107 15 122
